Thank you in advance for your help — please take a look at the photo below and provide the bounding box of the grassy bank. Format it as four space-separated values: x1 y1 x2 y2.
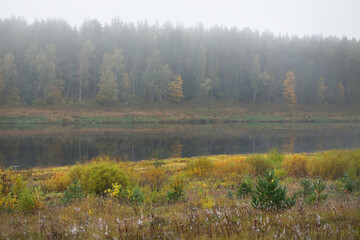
1 149 360 239
1 102 360 126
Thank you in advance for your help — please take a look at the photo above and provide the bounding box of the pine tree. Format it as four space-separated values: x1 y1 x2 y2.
282 71 297 104
251 169 295 211
169 75 184 102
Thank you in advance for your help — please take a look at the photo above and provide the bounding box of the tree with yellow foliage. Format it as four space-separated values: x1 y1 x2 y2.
282 71 297 104
169 75 184 102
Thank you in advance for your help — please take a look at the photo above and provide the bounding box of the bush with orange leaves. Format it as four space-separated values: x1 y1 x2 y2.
213 156 255 176
282 154 309 177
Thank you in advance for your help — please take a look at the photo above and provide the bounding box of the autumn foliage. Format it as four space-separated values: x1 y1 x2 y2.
169 75 184 102
282 154 309 177
282 71 297 104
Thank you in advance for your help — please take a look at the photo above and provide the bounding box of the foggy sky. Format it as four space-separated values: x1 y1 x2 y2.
1 0 359 39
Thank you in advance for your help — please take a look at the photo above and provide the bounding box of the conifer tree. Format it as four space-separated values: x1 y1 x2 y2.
251 169 295 211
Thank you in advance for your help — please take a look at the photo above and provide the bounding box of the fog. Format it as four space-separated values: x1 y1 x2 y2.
1 0 359 39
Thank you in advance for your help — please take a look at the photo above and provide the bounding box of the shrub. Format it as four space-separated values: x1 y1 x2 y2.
267 148 284 169
17 187 44 211
148 151 165 169
251 169 295 211
0 192 17 211
186 157 214 178
340 172 355 193
226 190 234 199
282 154 308 177
80 161 129 195
0 169 25 196
67 163 86 183
306 178 328 204
213 156 255 176
237 178 253 198
127 186 144 205
297 178 328 204
245 154 273 175
141 168 167 189
274 168 288 180
306 150 354 179
0 169 31 211
0 169 13 195
141 185 167 206
351 149 360 177
298 178 314 198
62 180 84 204
166 173 186 202
43 171 70 192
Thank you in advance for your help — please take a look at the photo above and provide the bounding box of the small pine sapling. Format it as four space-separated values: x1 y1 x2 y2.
251 169 295 211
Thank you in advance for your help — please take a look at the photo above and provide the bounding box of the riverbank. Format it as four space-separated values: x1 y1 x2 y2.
1 102 360 126
1 149 360 239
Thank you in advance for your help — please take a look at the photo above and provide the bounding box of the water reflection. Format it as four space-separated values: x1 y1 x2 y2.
1 123 360 169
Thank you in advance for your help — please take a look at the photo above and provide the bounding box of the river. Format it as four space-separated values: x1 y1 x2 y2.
1 123 360 169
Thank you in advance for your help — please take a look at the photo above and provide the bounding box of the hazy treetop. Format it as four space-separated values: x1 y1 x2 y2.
1 0 359 39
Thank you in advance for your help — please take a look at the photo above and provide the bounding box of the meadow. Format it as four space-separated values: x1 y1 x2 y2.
1 149 360 239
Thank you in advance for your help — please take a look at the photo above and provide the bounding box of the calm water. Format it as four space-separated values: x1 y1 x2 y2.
1 123 360 169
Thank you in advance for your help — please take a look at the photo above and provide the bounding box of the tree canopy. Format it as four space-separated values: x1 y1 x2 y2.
0 17 360 105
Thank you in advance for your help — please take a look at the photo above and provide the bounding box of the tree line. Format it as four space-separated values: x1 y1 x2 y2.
0 17 359 105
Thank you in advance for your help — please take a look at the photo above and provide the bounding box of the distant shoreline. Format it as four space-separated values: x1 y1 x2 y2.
1 103 360 126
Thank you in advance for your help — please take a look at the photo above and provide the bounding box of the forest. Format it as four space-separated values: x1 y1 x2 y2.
0 17 360 105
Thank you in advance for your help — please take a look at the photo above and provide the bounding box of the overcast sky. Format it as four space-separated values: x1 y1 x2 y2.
1 0 359 39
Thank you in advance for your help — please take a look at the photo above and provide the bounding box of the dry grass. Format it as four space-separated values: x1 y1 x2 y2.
1 151 360 239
